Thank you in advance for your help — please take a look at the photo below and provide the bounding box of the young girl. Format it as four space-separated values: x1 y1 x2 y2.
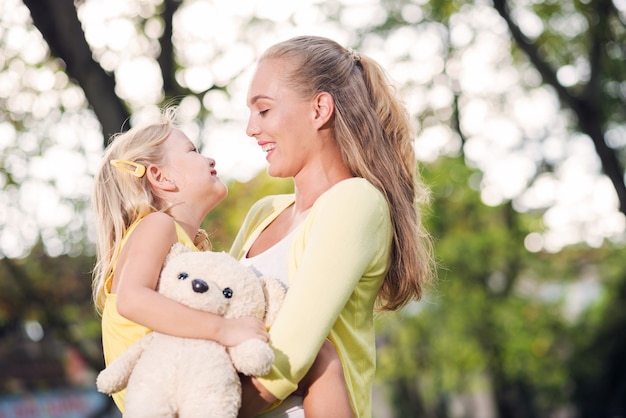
91 108 351 416
91 108 269 413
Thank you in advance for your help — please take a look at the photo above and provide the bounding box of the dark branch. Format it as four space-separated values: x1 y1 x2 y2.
492 0 626 215
491 0 582 112
158 0 181 94
23 0 130 147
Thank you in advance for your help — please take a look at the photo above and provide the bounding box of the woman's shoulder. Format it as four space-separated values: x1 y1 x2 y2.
307 178 392 234
322 178 386 205
311 178 390 223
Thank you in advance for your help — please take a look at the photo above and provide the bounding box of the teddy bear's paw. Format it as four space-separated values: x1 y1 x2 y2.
229 339 275 376
95 368 128 394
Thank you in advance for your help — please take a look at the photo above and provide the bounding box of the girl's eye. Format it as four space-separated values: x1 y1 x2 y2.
259 109 269 116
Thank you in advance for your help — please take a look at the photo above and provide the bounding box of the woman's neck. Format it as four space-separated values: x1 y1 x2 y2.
293 161 352 212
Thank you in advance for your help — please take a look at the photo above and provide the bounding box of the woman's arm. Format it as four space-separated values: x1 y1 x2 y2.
255 180 392 400
239 375 277 418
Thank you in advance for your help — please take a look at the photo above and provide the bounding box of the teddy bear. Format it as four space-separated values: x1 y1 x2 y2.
96 243 286 418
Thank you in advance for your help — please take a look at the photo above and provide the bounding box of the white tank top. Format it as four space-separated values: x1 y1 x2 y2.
239 227 305 417
239 227 300 287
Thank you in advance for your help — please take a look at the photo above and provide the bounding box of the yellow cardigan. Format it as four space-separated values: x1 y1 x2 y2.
101 219 198 413
230 178 392 418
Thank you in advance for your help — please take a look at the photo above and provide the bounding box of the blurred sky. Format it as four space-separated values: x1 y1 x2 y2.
0 0 624 257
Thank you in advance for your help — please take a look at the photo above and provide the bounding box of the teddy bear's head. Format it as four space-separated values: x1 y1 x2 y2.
158 243 267 321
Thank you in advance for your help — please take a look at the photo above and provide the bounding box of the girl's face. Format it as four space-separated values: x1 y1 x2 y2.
161 128 227 212
245 58 318 179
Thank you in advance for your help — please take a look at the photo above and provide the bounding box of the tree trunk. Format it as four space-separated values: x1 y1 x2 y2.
22 0 129 147
492 0 626 216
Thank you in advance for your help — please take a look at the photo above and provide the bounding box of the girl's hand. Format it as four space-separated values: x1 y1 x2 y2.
218 317 269 347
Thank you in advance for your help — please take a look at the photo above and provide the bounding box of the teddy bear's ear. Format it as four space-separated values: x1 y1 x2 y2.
262 276 287 328
166 242 191 263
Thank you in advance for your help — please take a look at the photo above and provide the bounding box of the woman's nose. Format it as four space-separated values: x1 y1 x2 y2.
207 157 215 167
246 118 259 137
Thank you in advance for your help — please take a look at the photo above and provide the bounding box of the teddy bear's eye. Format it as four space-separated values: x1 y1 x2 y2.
222 288 233 299
178 272 189 280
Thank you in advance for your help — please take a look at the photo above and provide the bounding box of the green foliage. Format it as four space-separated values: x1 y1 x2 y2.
568 247 626 417
0 242 102 393
375 156 623 416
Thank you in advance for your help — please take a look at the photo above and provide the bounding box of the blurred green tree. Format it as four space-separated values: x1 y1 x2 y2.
377 155 626 417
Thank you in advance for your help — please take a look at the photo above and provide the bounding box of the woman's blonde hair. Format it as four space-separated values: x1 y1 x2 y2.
261 36 435 311
91 108 178 312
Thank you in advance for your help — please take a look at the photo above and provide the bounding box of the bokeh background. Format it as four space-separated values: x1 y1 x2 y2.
1 0 625 417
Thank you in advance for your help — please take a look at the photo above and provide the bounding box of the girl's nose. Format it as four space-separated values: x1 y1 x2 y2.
207 157 216 167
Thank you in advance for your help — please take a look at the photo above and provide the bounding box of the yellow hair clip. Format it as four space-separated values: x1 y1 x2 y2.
110 159 146 178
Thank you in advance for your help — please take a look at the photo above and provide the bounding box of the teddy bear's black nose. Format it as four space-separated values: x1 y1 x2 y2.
192 279 209 293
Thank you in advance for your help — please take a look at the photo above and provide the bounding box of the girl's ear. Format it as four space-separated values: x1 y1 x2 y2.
312 92 334 129
146 164 176 192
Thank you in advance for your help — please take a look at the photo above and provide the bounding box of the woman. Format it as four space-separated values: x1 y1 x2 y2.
231 36 435 418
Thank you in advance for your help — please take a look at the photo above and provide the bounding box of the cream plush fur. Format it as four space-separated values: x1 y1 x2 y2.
96 243 286 418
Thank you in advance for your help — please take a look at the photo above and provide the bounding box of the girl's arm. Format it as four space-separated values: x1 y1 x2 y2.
114 212 268 347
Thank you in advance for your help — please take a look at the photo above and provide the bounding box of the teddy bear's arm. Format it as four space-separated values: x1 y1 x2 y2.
96 334 152 394
225 276 285 377
229 339 275 377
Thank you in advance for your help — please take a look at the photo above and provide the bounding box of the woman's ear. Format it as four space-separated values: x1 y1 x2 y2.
146 164 176 192
312 92 334 129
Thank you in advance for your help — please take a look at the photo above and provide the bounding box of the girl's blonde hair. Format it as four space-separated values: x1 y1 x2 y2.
261 36 435 311
91 108 178 312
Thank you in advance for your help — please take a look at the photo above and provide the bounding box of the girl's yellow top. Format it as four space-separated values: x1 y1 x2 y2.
101 219 198 413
